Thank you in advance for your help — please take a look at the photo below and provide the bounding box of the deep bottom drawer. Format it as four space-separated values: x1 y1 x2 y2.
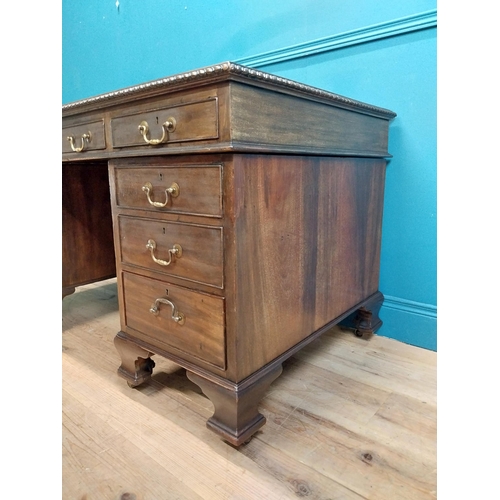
122 272 226 369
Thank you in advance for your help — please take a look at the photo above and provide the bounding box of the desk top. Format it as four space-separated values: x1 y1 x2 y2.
62 62 396 160
62 61 396 119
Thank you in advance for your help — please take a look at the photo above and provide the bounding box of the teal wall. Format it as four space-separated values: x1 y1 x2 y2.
63 0 437 351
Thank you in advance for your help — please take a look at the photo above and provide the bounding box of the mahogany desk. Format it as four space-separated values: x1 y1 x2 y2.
62 62 396 446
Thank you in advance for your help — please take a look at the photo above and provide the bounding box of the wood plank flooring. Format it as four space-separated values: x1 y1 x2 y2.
62 279 436 500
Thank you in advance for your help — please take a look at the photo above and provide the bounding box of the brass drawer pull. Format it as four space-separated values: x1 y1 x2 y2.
142 181 180 208
67 132 92 152
138 118 176 145
146 239 182 266
149 297 185 325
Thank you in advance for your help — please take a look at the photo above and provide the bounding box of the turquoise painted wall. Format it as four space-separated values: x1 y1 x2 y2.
63 0 437 350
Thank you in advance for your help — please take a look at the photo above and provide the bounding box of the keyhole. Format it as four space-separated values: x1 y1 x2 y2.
162 227 166 234
158 172 163 181
156 116 159 124
165 289 169 296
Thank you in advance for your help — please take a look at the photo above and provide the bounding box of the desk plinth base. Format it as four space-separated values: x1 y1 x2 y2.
339 292 384 339
114 334 156 388
113 292 384 446
187 365 283 447
113 329 283 447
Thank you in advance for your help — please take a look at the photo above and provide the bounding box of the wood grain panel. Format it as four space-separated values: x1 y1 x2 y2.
228 155 386 380
230 83 390 156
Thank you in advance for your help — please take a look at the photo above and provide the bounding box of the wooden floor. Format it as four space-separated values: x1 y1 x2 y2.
62 279 436 500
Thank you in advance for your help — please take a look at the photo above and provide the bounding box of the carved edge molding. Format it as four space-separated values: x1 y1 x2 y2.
236 9 437 68
62 61 396 119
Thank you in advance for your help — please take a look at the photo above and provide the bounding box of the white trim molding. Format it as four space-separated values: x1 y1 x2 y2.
235 9 437 68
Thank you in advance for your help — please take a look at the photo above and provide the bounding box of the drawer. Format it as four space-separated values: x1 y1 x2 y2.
118 216 223 288
111 97 218 148
62 119 106 154
113 165 222 217
123 272 225 369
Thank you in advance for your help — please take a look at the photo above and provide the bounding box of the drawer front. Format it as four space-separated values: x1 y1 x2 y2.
62 119 106 154
118 216 223 288
113 165 222 217
111 97 218 148
123 272 225 369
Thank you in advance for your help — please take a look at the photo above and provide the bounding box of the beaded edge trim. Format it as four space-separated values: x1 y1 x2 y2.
62 61 396 118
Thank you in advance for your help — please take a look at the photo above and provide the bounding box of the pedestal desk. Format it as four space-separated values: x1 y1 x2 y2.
62 62 396 446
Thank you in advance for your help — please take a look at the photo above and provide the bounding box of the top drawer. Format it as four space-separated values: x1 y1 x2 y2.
110 97 219 149
62 119 106 154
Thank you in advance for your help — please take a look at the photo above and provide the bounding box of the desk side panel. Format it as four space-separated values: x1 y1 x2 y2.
228 154 386 381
